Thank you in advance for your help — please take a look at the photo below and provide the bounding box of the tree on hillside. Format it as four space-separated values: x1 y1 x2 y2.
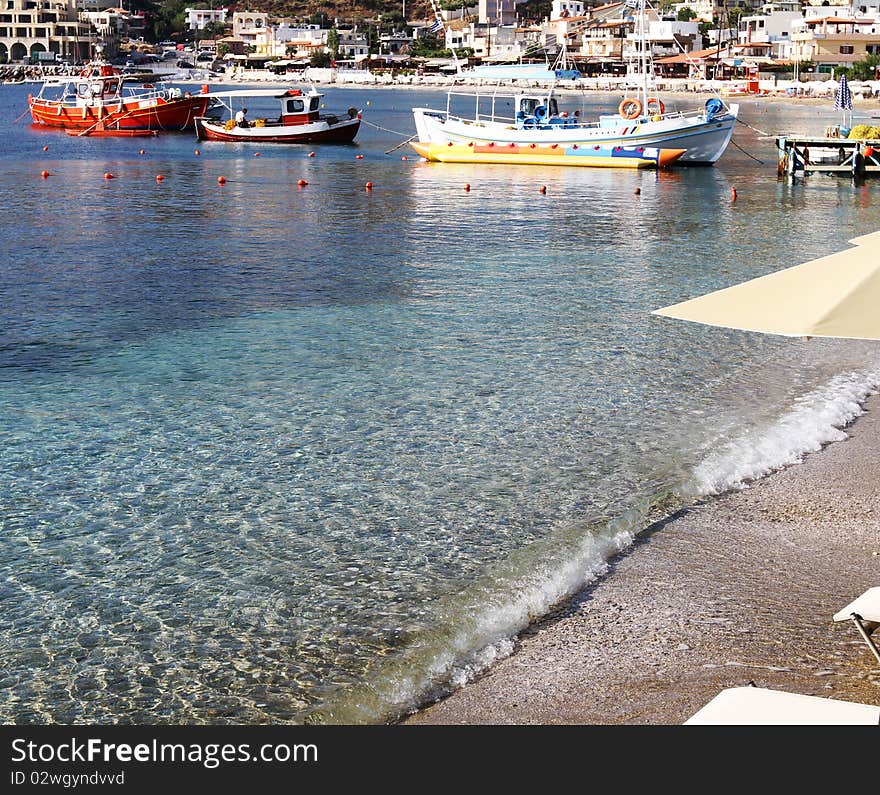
677 7 697 21
327 26 340 60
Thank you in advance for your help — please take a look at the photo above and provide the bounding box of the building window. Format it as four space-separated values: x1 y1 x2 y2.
839 45 854 54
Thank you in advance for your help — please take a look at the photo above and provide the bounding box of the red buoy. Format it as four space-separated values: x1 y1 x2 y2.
401 155 407 161
40 170 50 179
356 154 364 159
42 146 49 152
464 183 470 192
731 187 737 201
104 172 114 180
194 149 201 156
539 185 547 194
365 181 373 190
634 187 641 195
217 176 226 185
254 152 261 157
308 151 315 157
297 179 308 187
156 174 165 182
139 149 146 155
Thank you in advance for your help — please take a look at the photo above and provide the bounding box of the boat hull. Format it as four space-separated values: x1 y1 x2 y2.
29 95 210 132
194 116 360 144
413 106 739 165
412 140 684 168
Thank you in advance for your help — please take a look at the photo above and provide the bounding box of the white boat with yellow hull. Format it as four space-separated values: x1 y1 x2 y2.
413 93 738 166
411 0 738 166
411 140 685 169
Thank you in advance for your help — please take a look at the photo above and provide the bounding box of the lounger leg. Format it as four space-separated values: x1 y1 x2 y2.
850 615 880 666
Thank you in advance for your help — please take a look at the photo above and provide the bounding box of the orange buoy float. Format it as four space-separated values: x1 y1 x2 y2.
297 179 308 187
104 172 114 180
365 181 373 190
139 149 146 155
731 187 737 201
619 98 642 119
40 170 50 179
42 145 49 152
254 152 261 157
308 151 315 157
646 97 666 115
539 186 547 194
217 176 226 185
156 174 165 182
356 154 364 159
464 183 470 192
401 155 407 161
194 149 201 155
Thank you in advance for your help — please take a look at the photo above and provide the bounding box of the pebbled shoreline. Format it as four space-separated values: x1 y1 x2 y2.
406 395 880 724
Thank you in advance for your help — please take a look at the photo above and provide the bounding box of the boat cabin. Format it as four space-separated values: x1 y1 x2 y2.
514 94 578 129
72 65 122 106
280 89 321 125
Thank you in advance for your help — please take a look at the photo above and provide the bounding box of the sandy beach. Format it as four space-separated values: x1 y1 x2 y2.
407 394 880 725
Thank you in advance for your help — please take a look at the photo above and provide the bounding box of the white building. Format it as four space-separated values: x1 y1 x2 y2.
185 8 228 31
552 0 586 17
738 5 803 59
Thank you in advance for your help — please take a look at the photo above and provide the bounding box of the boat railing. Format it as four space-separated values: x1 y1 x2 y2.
440 107 701 130
121 84 174 102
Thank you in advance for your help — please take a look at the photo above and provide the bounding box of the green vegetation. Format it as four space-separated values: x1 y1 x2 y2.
849 53 880 81
677 7 696 21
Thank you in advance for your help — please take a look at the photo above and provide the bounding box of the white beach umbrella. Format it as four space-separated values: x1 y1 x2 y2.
653 232 880 341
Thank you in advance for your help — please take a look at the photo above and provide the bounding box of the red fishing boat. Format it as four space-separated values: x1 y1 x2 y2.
194 88 360 144
28 61 211 136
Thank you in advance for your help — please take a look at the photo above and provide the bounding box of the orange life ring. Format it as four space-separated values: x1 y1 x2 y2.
619 98 642 120
646 97 666 114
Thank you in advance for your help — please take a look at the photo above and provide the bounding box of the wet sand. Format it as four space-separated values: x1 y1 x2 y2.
407 395 880 724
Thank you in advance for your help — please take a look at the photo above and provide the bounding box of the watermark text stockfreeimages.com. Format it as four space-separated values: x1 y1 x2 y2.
10 737 318 771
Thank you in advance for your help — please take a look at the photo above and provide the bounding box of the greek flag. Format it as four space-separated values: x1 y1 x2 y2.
430 19 444 33
834 74 852 111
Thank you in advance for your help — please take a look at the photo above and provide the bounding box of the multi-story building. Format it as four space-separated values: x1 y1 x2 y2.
478 0 516 25
185 8 228 31
738 4 803 59
336 27 369 60
790 15 880 69
232 11 268 41
0 0 95 62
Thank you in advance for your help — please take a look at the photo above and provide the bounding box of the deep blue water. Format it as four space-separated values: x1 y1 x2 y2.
2 83 879 723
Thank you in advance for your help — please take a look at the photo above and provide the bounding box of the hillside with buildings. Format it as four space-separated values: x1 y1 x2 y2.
2 0 879 82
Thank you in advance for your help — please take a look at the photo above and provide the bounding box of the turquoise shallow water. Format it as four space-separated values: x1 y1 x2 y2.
1 85 880 723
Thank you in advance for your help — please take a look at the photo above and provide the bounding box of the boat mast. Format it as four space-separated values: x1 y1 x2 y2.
638 0 651 107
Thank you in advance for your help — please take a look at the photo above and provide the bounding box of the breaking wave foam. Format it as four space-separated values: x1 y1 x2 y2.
690 369 880 496
315 368 880 724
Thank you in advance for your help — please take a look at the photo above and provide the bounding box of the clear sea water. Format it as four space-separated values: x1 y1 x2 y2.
1 83 879 724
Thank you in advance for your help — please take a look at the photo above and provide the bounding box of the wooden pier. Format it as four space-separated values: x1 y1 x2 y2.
776 135 880 178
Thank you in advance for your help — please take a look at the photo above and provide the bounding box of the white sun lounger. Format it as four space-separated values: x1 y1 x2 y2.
685 687 880 725
833 587 880 666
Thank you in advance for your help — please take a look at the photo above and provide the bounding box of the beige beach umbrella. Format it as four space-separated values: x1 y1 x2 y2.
652 231 880 341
